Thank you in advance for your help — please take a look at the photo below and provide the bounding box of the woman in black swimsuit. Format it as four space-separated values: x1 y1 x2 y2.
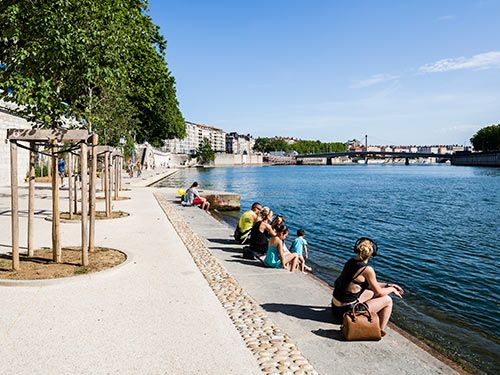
249 207 276 255
331 238 404 336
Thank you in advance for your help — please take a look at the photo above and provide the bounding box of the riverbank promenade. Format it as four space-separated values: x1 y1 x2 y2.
0 171 458 374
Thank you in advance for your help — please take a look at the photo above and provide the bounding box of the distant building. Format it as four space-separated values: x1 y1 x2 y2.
163 121 226 154
226 132 255 155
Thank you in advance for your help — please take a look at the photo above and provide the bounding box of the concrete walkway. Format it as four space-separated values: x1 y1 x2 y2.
160 188 459 375
0 184 260 374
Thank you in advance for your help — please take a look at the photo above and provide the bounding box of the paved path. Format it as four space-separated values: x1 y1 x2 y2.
0 185 260 374
161 188 459 375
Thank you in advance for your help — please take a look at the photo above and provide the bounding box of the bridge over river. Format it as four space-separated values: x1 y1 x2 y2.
296 151 452 165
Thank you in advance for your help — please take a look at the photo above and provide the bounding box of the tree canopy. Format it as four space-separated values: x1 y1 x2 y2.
0 0 184 147
196 138 215 165
253 137 346 154
470 124 500 152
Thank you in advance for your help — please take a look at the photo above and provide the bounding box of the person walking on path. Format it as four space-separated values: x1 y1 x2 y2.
58 158 65 185
331 237 404 336
235 202 262 243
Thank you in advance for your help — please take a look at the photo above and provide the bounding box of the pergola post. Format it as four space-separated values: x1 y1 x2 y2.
27 142 36 257
118 157 122 191
48 156 52 178
10 140 20 271
68 152 74 219
105 152 111 218
100 165 104 192
52 144 61 263
73 157 79 214
89 134 98 253
80 143 89 266
113 156 119 200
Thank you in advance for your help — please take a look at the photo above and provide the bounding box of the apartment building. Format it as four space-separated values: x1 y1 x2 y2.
162 121 226 154
226 132 256 155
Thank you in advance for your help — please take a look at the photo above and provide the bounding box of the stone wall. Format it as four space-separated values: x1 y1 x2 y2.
451 151 500 167
213 153 263 166
0 108 33 186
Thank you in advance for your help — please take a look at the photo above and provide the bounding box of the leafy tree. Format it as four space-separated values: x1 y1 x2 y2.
196 137 215 165
253 137 346 153
470 124 500 151
0 0 184 146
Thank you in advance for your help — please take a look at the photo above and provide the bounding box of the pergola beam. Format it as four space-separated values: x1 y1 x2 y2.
7 129 90 142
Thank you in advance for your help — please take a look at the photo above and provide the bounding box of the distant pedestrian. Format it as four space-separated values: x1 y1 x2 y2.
136 161 142 177
58 158 65 185
128 160 134 177
290 229 308 273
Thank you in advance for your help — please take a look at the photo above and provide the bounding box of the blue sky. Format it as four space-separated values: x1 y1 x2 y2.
148 0 500 145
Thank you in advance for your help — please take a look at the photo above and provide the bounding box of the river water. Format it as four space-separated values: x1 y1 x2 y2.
157 165 499 373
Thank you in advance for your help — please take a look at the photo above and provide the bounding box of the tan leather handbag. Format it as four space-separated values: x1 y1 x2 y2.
342 302 382 341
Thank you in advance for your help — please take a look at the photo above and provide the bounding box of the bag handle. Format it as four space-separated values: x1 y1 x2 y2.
348 302 373 322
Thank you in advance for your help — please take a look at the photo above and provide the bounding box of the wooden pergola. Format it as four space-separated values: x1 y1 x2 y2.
111 149 124 201
7 129 97 270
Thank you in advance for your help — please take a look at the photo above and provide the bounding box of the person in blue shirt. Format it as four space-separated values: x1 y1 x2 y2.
57 158 65 185
290 229 308 273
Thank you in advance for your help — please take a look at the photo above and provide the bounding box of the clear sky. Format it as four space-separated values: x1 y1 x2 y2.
148 0 500 145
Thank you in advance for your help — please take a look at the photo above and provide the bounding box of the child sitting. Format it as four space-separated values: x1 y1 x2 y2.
290 229 308 273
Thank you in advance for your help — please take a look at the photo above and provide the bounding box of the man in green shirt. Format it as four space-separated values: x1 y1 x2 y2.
235 202 262 243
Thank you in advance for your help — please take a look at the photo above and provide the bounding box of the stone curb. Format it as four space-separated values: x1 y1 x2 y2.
154 192 319 375
130 169 178 187
0 249 134 287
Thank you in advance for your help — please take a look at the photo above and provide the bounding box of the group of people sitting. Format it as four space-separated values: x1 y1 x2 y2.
235 202 309 272
235 202 404 336
182 182 404 336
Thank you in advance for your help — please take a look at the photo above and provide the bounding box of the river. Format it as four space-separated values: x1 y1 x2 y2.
156 164 499 374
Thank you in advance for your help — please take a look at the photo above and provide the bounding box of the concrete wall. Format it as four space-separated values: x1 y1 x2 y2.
0 108 33 186
451 151 500 167
214 153 263 166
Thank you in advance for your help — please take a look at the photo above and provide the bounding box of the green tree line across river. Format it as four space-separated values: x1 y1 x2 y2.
253 138 347 154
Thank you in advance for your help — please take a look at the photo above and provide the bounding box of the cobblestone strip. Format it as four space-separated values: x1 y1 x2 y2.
155 193 318 375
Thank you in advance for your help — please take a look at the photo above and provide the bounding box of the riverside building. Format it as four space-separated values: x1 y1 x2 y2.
162 121 226 154
225 132 256 155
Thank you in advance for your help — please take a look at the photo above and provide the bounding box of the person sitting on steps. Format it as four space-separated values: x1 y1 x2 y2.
184 181 210 211
248 207 276 255
331 237 404 337
235 202 262 244
264 225 299 271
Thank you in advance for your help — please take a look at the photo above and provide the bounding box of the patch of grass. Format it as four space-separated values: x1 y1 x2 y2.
74 267 89 275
